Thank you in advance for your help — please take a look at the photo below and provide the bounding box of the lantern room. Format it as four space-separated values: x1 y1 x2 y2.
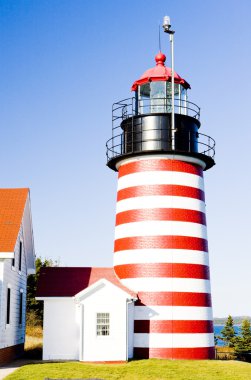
106 52 215 171
132 52 190 115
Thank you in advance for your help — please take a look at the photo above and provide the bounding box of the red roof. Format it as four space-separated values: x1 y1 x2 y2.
36 267 137 298
131 52 190 91
0 188 29 252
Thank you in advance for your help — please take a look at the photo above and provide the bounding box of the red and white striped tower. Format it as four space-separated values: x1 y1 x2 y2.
106 50 215 359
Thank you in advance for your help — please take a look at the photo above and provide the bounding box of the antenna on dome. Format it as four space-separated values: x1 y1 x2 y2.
163 15 175 150
158 23 162 52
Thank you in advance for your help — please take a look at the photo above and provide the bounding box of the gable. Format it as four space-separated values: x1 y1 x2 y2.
74 278 137 302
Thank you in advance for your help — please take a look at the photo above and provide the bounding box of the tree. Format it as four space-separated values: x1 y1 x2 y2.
234 319 251 353
220 315 236 347
26 257 56 325
214 334 218 346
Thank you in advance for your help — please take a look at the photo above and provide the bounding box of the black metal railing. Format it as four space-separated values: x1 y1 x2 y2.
107 96 215 167
106 128 215 162
112 97 200 127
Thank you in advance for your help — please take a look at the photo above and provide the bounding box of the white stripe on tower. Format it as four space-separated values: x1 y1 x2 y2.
114 249 209 266
116 196 206 213
113 157 214 360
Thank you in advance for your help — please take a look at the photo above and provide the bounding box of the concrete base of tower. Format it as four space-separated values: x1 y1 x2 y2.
134 347 215 360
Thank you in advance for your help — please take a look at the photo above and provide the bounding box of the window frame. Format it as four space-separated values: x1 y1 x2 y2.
19 289 24 325
11 256 15 270
18 240 23 273
6 287 11 325
96 312 110 337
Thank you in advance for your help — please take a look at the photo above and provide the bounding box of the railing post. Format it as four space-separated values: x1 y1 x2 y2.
134 94 138 115
185 91 188 116
178 86 181 114
112 105 114 158
131 115 134 154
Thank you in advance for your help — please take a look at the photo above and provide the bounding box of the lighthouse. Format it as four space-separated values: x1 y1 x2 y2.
106 25 215 360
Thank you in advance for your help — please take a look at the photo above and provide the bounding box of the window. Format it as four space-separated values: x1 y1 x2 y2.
96 313 110 336
19 290 23 324
18 241 23 272
6 288 11 324
12 256 15 268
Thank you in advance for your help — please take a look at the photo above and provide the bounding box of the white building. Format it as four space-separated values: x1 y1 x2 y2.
0 188 35 365
36 267 137 361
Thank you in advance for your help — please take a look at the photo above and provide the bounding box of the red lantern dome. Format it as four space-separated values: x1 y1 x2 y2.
131 52 190 91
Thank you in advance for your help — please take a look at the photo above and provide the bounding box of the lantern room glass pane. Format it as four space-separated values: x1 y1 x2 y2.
139 83 150 114
150 81 166 113
180 87 187 115
137 81 186 114
140 83 150 98
166 82 180 97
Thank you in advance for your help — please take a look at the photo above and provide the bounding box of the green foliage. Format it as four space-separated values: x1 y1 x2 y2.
234 319 251 353
219 315 236 347
26 257 56 325
4 360 251 380
214 334 218 346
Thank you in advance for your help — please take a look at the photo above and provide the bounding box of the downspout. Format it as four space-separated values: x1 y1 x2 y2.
74 297 83 362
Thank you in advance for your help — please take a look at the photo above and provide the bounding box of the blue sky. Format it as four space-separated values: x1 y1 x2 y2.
0 0 250 317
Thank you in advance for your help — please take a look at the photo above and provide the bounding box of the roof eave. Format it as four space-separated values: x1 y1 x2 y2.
131 77 191 91
0 252 14 259
74 278 137 301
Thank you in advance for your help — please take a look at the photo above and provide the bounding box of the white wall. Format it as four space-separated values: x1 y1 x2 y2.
23 196 35 274
0 226 27 349
0 261 3 337
43 298 79 360
80 282 130 362
127 301 134 359
41 281 135 362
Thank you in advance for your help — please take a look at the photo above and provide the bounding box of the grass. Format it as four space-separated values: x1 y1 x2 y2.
215 345 236 360
24 325 43 359
16 326 250 379
4 359 251 380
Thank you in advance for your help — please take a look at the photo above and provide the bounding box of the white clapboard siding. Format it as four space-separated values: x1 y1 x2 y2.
0 225 27 349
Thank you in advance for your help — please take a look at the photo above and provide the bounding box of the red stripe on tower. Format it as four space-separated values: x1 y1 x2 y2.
115 263 210 279
118 159 203 178
114 236 208 252
117 184 205 202
116 208 206 225
134 347 215 360
134 320 214 333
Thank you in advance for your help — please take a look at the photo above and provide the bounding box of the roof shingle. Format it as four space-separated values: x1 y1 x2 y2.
0 188 29 252
36 267 137 298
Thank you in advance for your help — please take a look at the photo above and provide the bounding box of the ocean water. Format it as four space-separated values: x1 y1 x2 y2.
214 325 240 347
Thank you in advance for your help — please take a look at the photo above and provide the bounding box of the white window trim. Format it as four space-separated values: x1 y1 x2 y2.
18 239 23 275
